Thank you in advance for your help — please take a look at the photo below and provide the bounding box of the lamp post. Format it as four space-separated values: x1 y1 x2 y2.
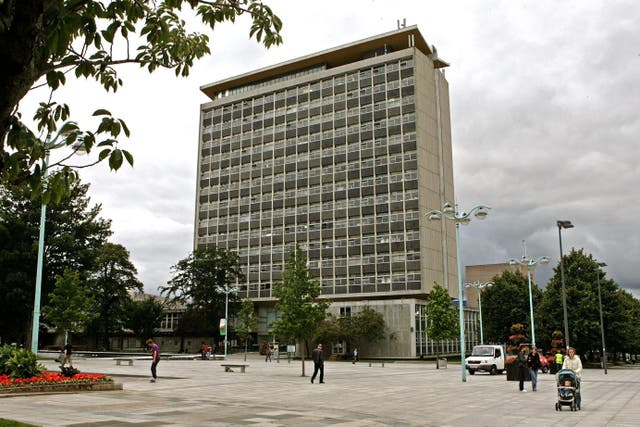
464 281 493 345
218 285 238 359
596 261 608 374
557 220 574 350
508 255 549 347
426 202 491 382
31 122 77 354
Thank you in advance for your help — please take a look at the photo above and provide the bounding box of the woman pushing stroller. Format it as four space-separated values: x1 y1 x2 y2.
562 347 583 379
555 347 583 411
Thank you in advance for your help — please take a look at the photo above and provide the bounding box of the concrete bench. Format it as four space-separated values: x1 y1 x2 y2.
114 357 150 366
168 354 200 360
368 361 385 367
221 363 249 373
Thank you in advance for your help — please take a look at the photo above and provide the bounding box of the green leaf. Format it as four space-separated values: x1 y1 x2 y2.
109 149 123 170
93 109 112 116
122 150 134 166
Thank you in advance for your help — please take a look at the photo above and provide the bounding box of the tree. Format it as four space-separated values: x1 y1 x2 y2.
481 270 540 345
0 179 111 345
236 299 258 361
160 246 244 347
315 307 386 357
272 245 329 376
537 248 640 357
123 293 165 346
425 283 458 369
1 0 283 202
42 268 95 344
86 242 142 349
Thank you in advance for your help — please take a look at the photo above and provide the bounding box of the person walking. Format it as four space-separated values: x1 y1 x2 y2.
147 338 160 383
265 345 272 362
516 345 529 392
555 350 564 373
527 346 541 391
352 348 358 364
61 342 73 368
311 343 325 384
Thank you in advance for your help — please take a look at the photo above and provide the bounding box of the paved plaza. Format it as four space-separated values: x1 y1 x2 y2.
1 354 639 426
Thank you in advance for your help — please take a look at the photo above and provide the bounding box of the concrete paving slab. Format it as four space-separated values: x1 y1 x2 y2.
0 354 638 426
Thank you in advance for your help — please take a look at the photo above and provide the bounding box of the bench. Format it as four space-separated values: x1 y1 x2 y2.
221 363 249 373
368 361 385 367
168 354 200 360
114 357 150 366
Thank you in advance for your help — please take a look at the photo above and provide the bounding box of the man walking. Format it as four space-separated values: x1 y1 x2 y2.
527 346 541 391
516 345 528 392
147 338 160 383
311 343 325 384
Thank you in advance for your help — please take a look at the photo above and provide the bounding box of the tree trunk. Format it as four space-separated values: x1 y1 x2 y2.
0 0 50 147
436 350 440 369
244 340 247 362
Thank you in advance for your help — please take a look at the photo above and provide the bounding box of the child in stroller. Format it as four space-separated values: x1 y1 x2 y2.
555 369 581 411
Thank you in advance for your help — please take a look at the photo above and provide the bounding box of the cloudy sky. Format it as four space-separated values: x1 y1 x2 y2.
20 0 640 296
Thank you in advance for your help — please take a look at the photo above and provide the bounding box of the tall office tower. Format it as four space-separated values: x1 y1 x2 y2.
196 26 470 357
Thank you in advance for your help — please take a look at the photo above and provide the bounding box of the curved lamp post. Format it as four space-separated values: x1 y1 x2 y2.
508 255 549 347
217 285 239 359
557 220 574 349
464 281 493 345
596 261 608 374
426 202 491 382
31 122 79 354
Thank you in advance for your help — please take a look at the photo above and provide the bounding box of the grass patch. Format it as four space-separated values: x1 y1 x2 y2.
0 419 39 427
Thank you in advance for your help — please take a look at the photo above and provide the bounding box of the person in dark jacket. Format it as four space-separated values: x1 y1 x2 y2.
516 346 529 392
311 343 325 384
527 346 541 391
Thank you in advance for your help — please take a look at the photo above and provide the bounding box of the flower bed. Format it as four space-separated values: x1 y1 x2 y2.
0 371 121 394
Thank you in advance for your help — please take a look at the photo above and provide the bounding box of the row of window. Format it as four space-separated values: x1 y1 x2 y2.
199 190 419 216
200 141 417 182
211 59 414 103
207 77 415 130
202 97 415 154
200 210 420 229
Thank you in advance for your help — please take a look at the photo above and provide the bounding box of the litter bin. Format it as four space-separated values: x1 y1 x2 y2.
438 358 447 369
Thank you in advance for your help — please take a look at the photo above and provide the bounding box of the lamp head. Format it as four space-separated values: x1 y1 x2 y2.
508 258 518 266
539 256 550 265
474 207 490 220
557 220 574 229
427 213 441 221
597 262 607 267
442 203 455 215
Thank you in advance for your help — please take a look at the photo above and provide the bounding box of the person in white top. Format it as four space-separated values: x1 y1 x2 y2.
562 347 583 377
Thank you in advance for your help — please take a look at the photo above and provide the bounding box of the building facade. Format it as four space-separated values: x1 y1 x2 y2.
195 26 474 357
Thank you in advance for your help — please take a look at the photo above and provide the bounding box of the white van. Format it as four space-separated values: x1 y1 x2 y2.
465 345 505 375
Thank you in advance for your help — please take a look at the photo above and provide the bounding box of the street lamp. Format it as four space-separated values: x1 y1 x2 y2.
508 255 549 347
217 285 238 359
557 220 574 350
596 261 608 374
464 281 493 345
426 202 491 382
31 122 78 354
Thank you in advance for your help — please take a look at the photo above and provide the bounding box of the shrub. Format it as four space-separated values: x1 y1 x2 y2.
0 345 14 375
5 348 45 379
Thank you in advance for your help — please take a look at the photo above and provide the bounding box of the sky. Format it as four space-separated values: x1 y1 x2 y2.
20 0 640 296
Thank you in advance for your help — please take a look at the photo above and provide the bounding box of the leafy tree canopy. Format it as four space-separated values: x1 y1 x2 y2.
123 293 165 344
42 268 95 341
1 0 283 202
159 246 244 337
86 241 142 349
538 248 640 355
481 270 540 345
0 178 111 344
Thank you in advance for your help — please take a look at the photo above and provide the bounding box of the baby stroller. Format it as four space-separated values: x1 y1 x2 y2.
555 369 581 411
